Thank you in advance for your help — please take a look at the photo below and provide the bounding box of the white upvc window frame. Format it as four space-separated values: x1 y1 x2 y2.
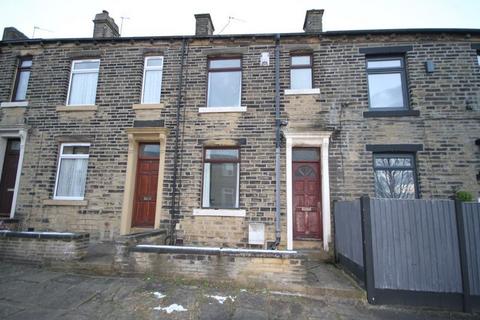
206 58 242 108
53 143 91 201
66 59 100 106
141 56 164 104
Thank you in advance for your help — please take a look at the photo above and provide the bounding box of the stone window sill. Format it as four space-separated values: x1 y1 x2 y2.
1 101 29 108
132 103 165 110
56 105 98 112
43 199 88 206
363 110 420 118
284 88 320 95
198 106 247 113
193 208 246 217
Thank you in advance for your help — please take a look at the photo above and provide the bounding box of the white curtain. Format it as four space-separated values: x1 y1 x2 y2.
69 72 98 105
143 70 162 103
56 158 88 197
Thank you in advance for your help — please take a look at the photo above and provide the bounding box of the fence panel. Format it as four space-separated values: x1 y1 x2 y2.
463 202 480 296
334 200 363 267
370 198 463 293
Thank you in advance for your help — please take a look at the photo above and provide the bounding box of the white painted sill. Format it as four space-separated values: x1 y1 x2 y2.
56 105 98 112
193 208 246 217
43 199 88 206
284 88 320 95
1 101 29 108
198 106 247 113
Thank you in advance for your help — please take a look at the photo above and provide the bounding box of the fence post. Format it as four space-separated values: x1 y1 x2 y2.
454 200 472 313
360 195 376 304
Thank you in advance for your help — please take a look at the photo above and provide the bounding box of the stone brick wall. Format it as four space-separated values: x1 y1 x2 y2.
0 31 479 248
129 247 306 291
0 231 89 264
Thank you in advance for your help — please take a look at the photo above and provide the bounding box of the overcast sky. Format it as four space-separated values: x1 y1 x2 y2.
1 0 479 39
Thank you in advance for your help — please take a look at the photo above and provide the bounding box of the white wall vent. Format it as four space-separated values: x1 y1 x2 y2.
248 223 265 245
260 52 270 66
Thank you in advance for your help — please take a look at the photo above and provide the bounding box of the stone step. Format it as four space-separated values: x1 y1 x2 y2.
298 249 332 262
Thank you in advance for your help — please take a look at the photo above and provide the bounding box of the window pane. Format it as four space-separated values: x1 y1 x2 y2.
142 69 162 103
140 144 160 158
207 71 241 107
21 59 32 68
290 68 312 90
368 73 404 109
206 149 239 160
374 169 416 199
204 163 238 208
74 61 100 70
292 56 311 66
68 72 98 105
56 158 88 198
63 145 89 155
210 59 241 69
374 156 413 168
14 70 30 101
367 60 401 69
146 57 163 67
292 148 319 161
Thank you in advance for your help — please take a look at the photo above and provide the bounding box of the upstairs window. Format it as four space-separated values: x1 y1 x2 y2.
366 57 408 109
12 57 32 102
54 143 90 200
67 60 100 106
373 153 417 199
290 54 313 89
202 148 240 209
141 56 164 104
207 58 242 107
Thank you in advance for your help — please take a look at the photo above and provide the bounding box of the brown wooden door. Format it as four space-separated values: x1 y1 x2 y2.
132 143 160 227
293 157 322 240
0 139 21 216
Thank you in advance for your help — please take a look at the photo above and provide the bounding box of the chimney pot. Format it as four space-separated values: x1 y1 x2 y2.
2 27 28 41
303 9 324 33
194 14 215 36
93 10 119 38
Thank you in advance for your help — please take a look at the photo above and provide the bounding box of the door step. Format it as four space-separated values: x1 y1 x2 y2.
293 239 323 250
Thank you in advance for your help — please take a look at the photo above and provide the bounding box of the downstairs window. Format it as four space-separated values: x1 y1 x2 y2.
202 148 240 208
373 153 418 199
54 143 90 200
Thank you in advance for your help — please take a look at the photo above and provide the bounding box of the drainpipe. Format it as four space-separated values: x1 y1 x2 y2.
272 33 282 249
167 37 187 245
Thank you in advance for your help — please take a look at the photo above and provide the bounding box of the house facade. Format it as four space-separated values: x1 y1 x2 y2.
0 10 479 252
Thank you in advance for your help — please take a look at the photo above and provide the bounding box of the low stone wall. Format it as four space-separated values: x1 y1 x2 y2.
114 230 167 272
0 231 89 264
127 245 306 291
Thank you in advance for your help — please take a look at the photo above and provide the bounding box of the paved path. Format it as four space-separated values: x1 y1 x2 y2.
0 262 478 320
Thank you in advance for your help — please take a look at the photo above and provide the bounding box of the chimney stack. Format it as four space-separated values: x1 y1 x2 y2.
93 10 119 38
194 14 215 36
2 27 28 41
303 9 324 33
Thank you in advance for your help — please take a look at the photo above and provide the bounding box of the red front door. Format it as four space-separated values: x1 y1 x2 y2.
293 148 322 240
132 143 160 227
0 139 21 216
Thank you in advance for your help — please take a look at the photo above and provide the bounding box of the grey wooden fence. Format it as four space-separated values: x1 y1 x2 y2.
333 200 364 281
333 197 480 312
462 203 480 298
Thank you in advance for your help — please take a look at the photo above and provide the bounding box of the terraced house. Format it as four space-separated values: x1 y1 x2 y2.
0 9 479 255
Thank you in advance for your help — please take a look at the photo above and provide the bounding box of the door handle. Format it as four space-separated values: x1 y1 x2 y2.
7 188 15 192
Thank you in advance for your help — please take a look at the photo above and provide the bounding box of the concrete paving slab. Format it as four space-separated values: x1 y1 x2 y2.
0 262 479 320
